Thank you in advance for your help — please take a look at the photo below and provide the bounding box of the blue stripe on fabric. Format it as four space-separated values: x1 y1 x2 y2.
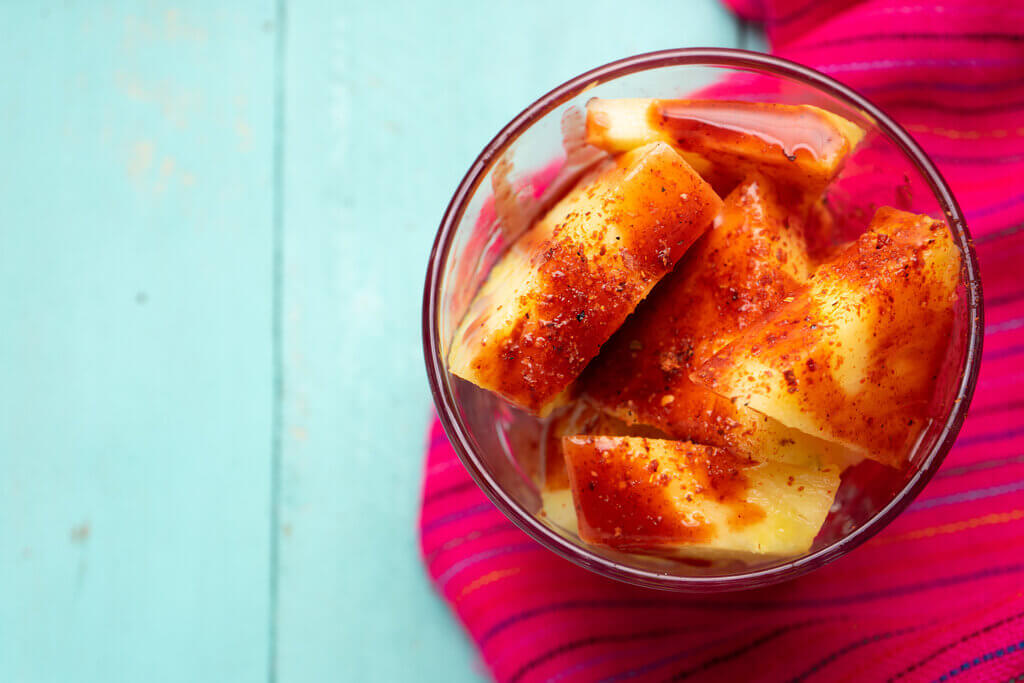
765 0 822 25
908 480 1024 512
892 610 1024 680
986 290 1024 309
957 425 1024 447
422 480 478 506
984 342 1024 361
420 502 494 534
976 222 1024 244
937 455 1024 479
790 626 918 682
548 649 637 683
477 565 1024 644
969 399 1024 418
819 58 1024 74
971 192 1024 219
934 639 1024 681
662 621 824 682
507 627 703 683
596 625 772 682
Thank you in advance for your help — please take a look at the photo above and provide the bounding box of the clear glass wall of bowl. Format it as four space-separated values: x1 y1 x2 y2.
425 51 982 590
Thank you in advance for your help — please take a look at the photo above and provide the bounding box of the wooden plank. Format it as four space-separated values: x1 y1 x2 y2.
275 2 742 680
0 2 277 681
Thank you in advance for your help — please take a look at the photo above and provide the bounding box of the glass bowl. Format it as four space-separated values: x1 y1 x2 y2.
422 48 984 591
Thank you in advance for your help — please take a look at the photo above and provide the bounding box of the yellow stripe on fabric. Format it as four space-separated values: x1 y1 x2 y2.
822 533 1024 588
869 509 1024 546
457 567 522 601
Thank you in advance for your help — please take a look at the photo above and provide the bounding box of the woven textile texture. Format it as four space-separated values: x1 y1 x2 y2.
420 2 1024 680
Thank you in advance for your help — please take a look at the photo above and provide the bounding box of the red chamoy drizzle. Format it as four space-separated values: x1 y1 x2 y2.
653 100 844 163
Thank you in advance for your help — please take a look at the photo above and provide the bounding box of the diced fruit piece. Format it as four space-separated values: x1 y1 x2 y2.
585 97 672 152
582 174 857 469
538 400 666 531
562 436 840 559
693 207 962 468
448 142 723 416
583 98 717 180
586 98 865 197
540 400 667 490
539 487 579 534
803 198 844 265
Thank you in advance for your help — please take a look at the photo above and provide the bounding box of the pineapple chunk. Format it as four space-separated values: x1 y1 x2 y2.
693 207 961 468
538 400 665 532
562 436 839 559
448 142 722 415
540 487 579 535
586 98 865 197
582 174 857 470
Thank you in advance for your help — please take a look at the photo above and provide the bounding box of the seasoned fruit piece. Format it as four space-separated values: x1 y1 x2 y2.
538 400 666 532
562 436 839 559
582 174 856 469
539 487 578 535
802 198 857 267
448 142 723 416
693 208 962 468
540 400 667 489
585 98 865 197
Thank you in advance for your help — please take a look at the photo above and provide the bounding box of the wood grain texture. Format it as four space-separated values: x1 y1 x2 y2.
275 1 741 681
0 1 744 681
0 2 277 681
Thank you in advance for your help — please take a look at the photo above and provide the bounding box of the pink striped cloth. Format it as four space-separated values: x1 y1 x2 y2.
420 2 1024 680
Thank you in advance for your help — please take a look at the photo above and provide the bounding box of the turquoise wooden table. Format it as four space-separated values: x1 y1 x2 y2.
0 2 754 680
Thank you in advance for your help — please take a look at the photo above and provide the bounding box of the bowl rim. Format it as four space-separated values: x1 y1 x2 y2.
421 47 985 591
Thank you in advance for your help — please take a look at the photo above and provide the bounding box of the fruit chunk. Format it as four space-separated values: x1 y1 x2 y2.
586 98 865 197
538 400 666 532
562 436 839 559
540 400 667 489
693 207 961 468
448 142 723 416
582 174 856 469
539 487 579 536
